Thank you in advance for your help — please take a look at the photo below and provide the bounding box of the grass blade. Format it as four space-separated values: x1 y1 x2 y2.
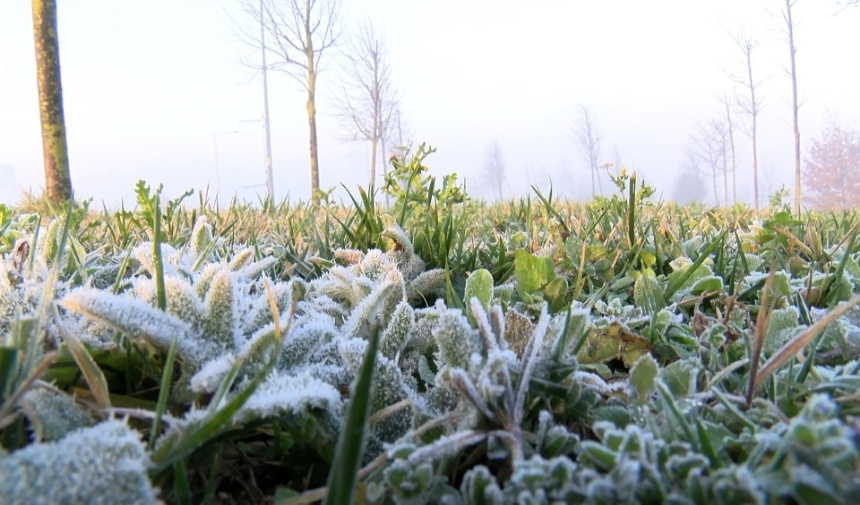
324 326 383 505
56 317 111 409
753 294 860 390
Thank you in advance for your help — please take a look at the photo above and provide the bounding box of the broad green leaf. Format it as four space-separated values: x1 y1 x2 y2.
576 322 650 367
690 276 723 295
514 250 555 297
464 269 494 326
544 276 569 313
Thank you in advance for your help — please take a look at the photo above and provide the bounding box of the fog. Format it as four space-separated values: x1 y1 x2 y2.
1 0 859 207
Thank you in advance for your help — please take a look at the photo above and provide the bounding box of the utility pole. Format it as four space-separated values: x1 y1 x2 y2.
260 0 274 202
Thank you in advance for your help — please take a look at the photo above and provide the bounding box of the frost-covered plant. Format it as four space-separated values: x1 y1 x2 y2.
19 386 95 442
0 419 162 504
59 216 282 381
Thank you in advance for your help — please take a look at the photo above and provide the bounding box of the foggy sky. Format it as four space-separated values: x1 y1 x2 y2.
1 0 859 207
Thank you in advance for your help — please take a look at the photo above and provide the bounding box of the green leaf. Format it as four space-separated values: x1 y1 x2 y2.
0 346 18 403
464 269 494 326
544 276 569 313
514 249 555 298
634 273 665 315
690 276 723 295
628 354 659 406
324 328 383 505
579 441 618 471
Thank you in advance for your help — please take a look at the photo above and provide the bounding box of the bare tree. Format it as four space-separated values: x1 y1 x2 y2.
235 0 341 200
726 30 765 209
334 21 398 188
782 0 802 214
572 106 603 198
717 94 738 204
32 0 72 203
482 140 506 201
690 120 726 206
712 117 732 206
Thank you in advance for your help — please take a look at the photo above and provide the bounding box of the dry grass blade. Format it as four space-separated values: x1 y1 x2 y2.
746 267 776 405
56 318 111 409
752 294 860 390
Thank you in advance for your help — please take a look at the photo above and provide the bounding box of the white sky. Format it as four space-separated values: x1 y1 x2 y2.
1 0 859 206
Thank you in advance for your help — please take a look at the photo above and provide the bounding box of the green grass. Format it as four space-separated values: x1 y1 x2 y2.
2 158 860 504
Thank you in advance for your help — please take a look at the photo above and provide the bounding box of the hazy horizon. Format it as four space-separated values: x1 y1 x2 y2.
2 0 859 207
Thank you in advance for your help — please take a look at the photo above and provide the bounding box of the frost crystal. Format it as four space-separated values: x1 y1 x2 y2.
20 387 96 442
433 301 482 370
59 288 219 366
0 420 162 504
230 371 342 424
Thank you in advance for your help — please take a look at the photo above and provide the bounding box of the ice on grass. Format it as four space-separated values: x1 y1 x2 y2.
0 420 162 505
60 287 221 367
230 371 342 424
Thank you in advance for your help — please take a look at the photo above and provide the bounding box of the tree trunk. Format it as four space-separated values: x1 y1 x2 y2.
369 133 377 189
306 89 320 200
785 0 801 214
304 1 320 201
744 44 760 210
712 167 719 207
32 0 72 204
724 99 737 204
590 166 596 198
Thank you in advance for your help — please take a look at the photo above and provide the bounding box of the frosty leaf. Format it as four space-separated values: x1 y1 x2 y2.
380 301 415 359
407 268 445 301
194 263 219 299
245 281 290 336
633 273 665 315
764 307 801 354
240 255 277 279
0 420 162 504
381 215 413 256
279 315 336 369
338 338 413 443
230 371 342 424
461 465 504 505
660 358 702 397
504 309 534 357
628 354 659 406
134 242 182 279
202 269 240 350
20 387 96 442
189 353 235 394
358 249 393 282
163 276 205 330
188 216 213 258
383 458 436 505
433 302 482 369
334 248 364 265
60 288 219 366
227 248 254 272
342 273 403 338
546 307 589 361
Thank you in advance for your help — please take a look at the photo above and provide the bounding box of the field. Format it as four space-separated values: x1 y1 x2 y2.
1 150 859 504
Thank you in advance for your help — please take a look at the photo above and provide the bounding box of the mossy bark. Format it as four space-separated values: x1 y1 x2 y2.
32 0 72 204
